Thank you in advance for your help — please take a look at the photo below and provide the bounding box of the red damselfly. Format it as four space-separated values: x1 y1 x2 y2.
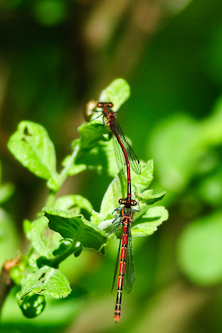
96 102 141 206
110 199 138 323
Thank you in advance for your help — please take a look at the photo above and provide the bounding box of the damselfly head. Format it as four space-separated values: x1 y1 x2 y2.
97 101 114 109
119 198 137 207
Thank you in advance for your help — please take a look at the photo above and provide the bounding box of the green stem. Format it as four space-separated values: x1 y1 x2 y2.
50 242 79 268
57 143 79 187
45 190 57 208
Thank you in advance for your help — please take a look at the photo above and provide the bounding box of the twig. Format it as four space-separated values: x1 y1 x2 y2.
0 257 20 315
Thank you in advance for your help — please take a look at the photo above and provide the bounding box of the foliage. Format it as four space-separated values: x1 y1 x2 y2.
3 79 168 319
149 96 222 286
2 1 222 331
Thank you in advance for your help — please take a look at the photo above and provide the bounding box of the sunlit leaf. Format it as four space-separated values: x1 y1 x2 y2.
54 195 93 214
44 208 107 252
132 206 169 236
99 78 130 110
100 160 157 219
7 121 59 190
132 160 154 192
17 266 71 302
135 189 166 205
100 172 126 218
63 124 117 177
23 217 59 258
78 122 109 149
98 160 168 235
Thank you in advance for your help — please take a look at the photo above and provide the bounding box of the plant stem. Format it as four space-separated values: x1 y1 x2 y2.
45 190 57 208
50 242 79 268
57 143 79 187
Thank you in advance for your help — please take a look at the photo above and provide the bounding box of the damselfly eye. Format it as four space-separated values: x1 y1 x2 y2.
97 102 103 108
97 101 114 108
119 198 127 205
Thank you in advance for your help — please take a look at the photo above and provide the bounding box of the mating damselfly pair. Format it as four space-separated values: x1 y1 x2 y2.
90 102 141 323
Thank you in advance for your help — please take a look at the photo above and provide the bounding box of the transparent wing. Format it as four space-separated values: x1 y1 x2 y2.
113 120 141 175
111 237 122 292
112 135 126 174
124 229 135 293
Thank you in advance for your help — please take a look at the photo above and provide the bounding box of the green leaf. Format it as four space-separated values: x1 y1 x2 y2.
99 78 130 110
54 195 93 214
51 238 83 258
18 293 46 318
90 210 104 227
131 206 169 236
100 172 126 219
43 208 107 252
75 122 112 173
24 216 54 257
77 140 117 177
99 160 156 219
0 183 14 204
78 122 109 150
64 123 117 177
7 121 59 189
10 265 24 286
135 189 166 205
178 212 222 286
17 266 71 301
62 155 87 176
52 238 73 256
132 160 154 192
97 159 168 235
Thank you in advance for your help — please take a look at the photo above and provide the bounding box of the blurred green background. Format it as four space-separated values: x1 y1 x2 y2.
1 0 222 332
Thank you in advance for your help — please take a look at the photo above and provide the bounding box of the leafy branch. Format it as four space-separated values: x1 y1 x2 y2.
1 78 168 318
